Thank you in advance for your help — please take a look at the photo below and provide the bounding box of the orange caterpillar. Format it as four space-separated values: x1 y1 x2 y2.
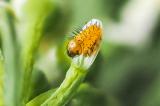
67 19 102 57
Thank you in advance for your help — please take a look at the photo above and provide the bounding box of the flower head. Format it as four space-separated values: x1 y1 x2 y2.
67 19 103 70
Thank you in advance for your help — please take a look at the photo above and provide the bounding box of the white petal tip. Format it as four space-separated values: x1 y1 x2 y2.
83 19 102 30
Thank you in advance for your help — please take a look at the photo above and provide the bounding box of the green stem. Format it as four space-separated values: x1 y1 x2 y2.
41 63 87 106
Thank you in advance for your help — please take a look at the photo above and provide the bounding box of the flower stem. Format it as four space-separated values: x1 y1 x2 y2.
41 63 87 106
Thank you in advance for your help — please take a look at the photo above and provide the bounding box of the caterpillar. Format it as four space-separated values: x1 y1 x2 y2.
67 19 102 57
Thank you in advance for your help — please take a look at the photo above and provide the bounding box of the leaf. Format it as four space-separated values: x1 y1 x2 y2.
26 88 57 106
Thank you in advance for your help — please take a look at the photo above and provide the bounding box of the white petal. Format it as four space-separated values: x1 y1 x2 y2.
82 19 102 30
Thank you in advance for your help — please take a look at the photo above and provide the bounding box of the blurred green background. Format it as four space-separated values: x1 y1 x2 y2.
1 0 160 106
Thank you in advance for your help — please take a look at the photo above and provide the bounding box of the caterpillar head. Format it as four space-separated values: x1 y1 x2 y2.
67 39 81 57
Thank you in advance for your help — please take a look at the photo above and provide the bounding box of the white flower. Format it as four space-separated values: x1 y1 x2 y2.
71 19 103 70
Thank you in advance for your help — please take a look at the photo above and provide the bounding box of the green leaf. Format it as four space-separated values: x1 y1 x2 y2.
26 88 57 106
17 0 55 103
0 50 4 106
